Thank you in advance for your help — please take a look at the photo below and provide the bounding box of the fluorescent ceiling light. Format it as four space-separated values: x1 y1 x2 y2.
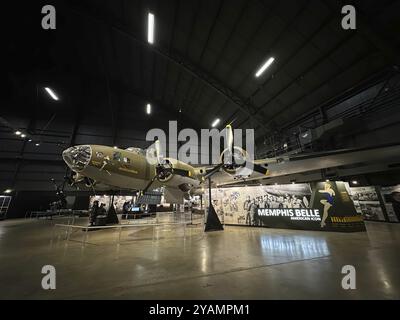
15 131 21 135
211 118 220 127
4 189 12 194
44 87 59 100
352 180 358 184
146 103 151 114
35 143 40 147
255 57 275 78
148 13 154 44
21 134 26 138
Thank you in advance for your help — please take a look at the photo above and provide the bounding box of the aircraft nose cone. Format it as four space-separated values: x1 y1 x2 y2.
62 145 92 171
62 147 74 167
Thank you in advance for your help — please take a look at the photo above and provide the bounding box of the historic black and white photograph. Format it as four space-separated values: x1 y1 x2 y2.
349 186 386 221
206 184 312 226
381 185 400 222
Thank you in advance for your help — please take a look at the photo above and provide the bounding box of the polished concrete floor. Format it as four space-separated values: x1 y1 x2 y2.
0 215 399 299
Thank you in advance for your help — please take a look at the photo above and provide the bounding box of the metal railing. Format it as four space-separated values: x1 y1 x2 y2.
51 211 204 245
258 71 400 158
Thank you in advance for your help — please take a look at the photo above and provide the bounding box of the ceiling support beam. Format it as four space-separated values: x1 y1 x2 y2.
277 67 394 134
253 50 376 144
161 0 180 105
180 0 224 112
235 12 338 129
219 1 307 125
170 0 201 110
67 5 270 133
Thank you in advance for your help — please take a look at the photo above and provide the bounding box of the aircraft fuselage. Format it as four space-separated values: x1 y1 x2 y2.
62 145 201 191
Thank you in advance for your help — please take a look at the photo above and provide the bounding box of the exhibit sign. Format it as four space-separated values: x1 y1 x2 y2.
256 207 322 230
206 181 365 232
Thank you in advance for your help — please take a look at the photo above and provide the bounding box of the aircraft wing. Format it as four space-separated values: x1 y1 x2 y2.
202 143 400 187
198 162 269 187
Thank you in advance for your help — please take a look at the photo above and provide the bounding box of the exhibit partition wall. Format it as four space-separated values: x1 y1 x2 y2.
206 181 366 232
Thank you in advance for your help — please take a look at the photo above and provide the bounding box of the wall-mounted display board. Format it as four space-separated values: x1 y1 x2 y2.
349 186 386 221
205 181 365 232
380 185 400 222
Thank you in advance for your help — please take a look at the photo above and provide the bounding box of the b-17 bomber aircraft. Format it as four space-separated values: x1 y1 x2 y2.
62 125 269 202
62 125 400 203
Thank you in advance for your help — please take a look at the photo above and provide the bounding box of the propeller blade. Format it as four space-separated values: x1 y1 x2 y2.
143 164 191 194
203 163 224 180
155 140 164 164
226 124 234 160
142 174 159 194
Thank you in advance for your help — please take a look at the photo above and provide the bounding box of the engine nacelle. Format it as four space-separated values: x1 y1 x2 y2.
156 159 200 188
155 163 174 183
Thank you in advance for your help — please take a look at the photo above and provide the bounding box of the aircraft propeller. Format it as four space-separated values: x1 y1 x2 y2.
141 139 190 194
204 125 268 180
155 139 164 165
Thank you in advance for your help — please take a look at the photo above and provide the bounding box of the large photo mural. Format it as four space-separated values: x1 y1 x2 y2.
206 184 312 226
206 181 366 232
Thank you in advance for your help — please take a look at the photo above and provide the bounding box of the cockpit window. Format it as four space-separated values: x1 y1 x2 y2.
126 147 145 156
62 145 92 172
113 152 122 161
